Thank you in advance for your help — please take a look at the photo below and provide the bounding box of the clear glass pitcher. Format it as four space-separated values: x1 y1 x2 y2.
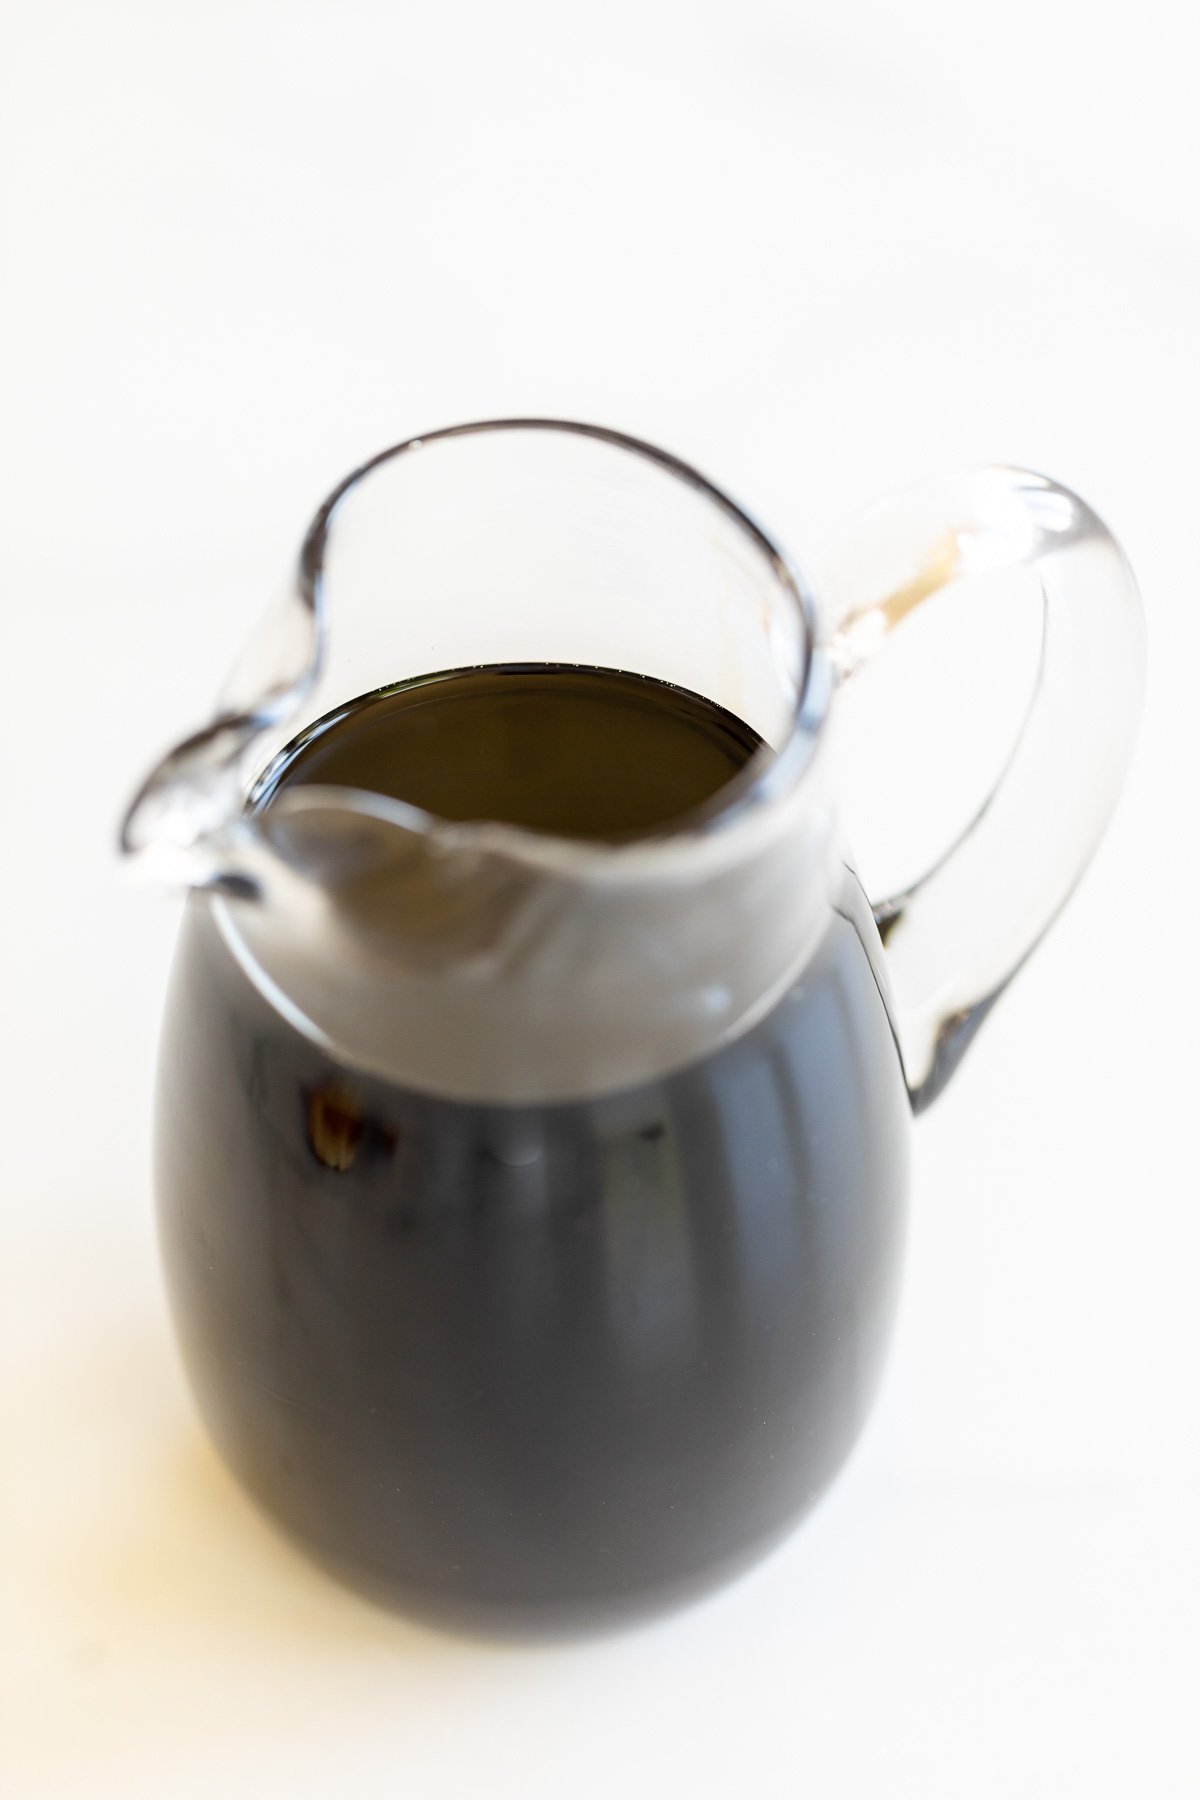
123 421 1144 1634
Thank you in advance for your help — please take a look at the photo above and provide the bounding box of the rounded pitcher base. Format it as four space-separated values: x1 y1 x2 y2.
209 1437 869 1640
172 1310 890 1639
156 890 909 1636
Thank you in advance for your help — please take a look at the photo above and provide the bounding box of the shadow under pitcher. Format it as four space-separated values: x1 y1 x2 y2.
123 422 1144 1635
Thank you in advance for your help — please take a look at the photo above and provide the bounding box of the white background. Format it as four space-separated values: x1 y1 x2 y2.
3 2 1198 1795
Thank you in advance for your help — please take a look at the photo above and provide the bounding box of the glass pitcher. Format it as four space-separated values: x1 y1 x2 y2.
123 421 1144 1635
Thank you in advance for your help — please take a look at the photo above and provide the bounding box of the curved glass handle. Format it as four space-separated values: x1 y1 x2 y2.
821 467 1145 1112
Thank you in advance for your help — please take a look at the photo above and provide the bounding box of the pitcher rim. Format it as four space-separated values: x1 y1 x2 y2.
287 417 830 865
121 418 832 886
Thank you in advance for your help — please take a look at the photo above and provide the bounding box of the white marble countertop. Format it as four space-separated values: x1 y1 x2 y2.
3 1 1197 1793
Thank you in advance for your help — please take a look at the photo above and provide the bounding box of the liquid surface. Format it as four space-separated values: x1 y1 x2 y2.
157 665 910 1635
255 663 763 839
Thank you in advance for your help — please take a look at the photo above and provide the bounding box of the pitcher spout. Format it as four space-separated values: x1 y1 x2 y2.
120 582 320 896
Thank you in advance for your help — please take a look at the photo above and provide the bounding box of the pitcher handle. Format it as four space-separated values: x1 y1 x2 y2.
822 466 1145 1111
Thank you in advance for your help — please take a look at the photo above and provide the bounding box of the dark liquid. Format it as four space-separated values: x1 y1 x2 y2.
157 665 910 1635
254 662 764 839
